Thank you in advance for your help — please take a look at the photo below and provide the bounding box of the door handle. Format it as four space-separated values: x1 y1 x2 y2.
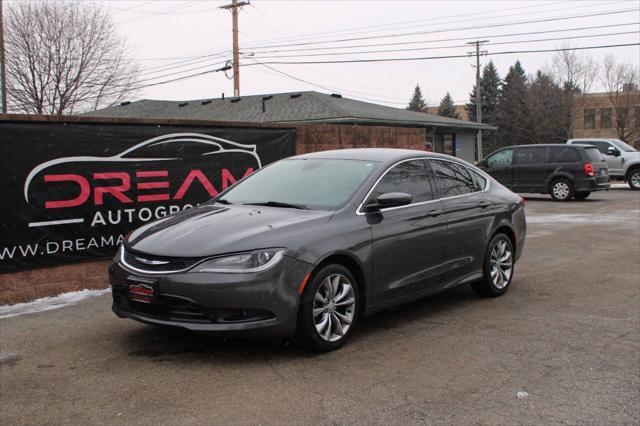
425 209 443 217
477 201 491 208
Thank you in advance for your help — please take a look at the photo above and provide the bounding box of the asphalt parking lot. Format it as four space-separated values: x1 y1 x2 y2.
1 189 639 425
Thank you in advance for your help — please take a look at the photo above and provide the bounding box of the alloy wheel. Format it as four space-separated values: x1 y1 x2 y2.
489 240 513 289
552 181 570 200
630 170 640 189
313 274 356 342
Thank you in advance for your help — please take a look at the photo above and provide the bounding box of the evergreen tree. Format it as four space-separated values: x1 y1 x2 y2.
437 92 459 119
495 60 530 149
466 60 501 124
407 84 427 111
528 71 567 144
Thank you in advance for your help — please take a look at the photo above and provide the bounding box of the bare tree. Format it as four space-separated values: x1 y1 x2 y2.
600 55 639 146
546 45 599 138
5 1 139 115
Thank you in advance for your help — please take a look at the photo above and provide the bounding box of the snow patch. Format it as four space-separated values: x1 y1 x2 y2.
527 211 639 224
0 288 111 319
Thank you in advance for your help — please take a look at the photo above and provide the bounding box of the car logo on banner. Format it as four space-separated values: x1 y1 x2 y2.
22 133 262 228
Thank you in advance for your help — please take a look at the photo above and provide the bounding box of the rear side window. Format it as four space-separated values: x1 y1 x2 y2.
486 148 513 168
550 146 580 163
370 159 434 204
584 147 605 163
581 141 610 154
430 160 475 197
469 169 487 191
514 147 548 164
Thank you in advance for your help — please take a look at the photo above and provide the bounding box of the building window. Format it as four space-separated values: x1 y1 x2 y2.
616 107 629 128
584 108 596 129
600 108 612 128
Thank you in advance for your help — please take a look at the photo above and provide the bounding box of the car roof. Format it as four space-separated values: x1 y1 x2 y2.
292 148 465 165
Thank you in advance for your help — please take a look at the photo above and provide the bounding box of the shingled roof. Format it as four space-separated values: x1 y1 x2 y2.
85 91 494 130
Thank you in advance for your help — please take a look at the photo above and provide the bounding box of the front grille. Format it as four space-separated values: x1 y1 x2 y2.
122 248 202 273
113 287 211 323
112 287 275 325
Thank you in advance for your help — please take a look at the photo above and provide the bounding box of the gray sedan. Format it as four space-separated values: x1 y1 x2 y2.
109 148 526 351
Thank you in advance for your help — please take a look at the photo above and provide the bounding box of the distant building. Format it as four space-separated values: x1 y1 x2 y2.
572 91 640 147
86 91 495 162
424 104 470 121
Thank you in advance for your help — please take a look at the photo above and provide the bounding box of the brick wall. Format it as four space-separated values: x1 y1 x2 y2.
294 123 426 154
0 118 426 305
0 261 110 305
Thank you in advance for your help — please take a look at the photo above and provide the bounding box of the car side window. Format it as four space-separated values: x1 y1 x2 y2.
550 146 579 163
583 141 611 154
369 159 434 204
430 160 475 197
486 149 513 168
468 168 487 191
514 147 548 165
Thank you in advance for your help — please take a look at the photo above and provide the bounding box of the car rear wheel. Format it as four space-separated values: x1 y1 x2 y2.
296 264 359 352
472 233 514 297
628 168 640 190
574 191 591 200
550 178 574 201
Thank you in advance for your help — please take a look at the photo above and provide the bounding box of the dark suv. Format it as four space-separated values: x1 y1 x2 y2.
479 144 610 201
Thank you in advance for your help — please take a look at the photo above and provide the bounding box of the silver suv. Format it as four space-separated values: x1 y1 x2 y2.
567 138 640 190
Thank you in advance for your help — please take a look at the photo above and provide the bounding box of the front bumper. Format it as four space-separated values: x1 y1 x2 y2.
109 255 313 339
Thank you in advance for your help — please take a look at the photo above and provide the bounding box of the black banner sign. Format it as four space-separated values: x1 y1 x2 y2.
0 121 295 273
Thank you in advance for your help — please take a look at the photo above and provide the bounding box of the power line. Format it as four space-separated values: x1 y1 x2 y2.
240 43 640 66
245 22 640 55
240 0 584 48
241 8 639 50
249 30 639 59
248 59 409 105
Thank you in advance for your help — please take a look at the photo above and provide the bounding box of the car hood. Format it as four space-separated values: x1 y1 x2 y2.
126 203 333 258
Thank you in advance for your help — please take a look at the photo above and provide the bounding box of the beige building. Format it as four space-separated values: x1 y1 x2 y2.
572 91 640 147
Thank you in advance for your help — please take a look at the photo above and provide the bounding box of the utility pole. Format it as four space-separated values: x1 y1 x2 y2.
467 40 488 161
220 0 249 97
0 0 7 113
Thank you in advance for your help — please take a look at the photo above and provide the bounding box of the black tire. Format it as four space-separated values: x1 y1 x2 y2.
472 233 515 298
574 191 591 200
296 263 360 352
549 178 574 201
627 168 640 190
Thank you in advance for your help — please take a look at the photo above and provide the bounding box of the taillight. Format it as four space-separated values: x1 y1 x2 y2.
584 163 594 177
518 197 525 207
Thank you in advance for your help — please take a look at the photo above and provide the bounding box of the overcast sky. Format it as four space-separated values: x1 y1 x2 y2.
87 1 640 106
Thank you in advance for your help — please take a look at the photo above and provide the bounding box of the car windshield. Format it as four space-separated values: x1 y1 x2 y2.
611 139 637 152
219 158 381 210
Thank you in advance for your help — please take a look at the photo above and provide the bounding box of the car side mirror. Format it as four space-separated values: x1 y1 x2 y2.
607 146 620 157
364 192 413 213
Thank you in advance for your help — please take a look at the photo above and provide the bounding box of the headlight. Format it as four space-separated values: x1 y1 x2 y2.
191 248 286 273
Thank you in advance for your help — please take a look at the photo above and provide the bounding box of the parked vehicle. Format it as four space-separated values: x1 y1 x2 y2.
479 144 610 201
110 149 526 351
567 138 640 190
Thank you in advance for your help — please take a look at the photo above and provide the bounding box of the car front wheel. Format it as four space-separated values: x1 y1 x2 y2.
296 264 359 352
628 168 640 190
472 233 514 297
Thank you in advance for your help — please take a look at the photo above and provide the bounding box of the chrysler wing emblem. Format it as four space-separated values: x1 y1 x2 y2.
135 257 170 265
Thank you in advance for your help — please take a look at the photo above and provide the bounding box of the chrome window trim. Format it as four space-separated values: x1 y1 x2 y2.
355 156 490 216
